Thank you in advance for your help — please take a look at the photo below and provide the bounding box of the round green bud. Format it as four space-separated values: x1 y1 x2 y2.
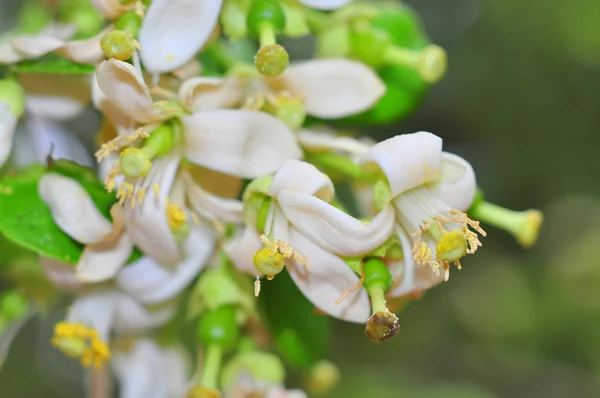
435 230 467 263
255 44 289 76
365 310 399 343
0 78 26 117
101 30 136 61
119 148 151 178
197 306 239 350
350 25 393 67
247 0 286 36
253 248 285 278
115 11 143 38
363 257 393 293
1 291 28 321
418 44 447 83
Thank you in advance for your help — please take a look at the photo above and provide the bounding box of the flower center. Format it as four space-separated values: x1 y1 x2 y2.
51 322 111 368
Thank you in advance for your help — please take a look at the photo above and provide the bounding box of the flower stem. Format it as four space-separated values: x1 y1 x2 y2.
200 344 223 390
259 22 277 47
367 284 387 315
384 46 419 68
88 366 111 398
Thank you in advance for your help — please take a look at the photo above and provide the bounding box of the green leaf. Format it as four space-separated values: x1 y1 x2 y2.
11 54 96 75
0 161 115 263
259 271 331 369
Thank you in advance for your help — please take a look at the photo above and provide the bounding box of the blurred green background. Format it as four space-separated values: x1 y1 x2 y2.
2 0 600 397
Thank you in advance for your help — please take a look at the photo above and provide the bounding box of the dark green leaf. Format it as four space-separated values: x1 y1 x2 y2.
11 55 95 75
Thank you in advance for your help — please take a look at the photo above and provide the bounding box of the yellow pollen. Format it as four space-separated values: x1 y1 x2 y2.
167 202 187 230
153 183 160 196
260 234 309 270
116 182 135 205
51 322 111 369
95 129 149 162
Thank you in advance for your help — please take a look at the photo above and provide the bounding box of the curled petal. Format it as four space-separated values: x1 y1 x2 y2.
0 105 18 167
92 77 134 133
288 228 370 323
90 0 129 19
270 59 385 118
360 131 443 198
298 128 371 157
114 294 176 333
112 339 168 398
139 0 223 73
298 0 352 10
97 59 163 124
428 152 477 211
39 173 113 244
268 159 333 201
125 155 181 265
179 76 245 112
183 171 243 223
0 41 22 64
388 226 443 297
117 226 215 304
10 36 64 58
67 292 119 341
278 190 395 256
75 232 133 283
181 110 302 178
55 26 112 65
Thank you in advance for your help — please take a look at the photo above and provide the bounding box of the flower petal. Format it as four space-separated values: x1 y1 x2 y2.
92 76 135 134
40 257 86 292
10 35 64 59
359 131 443 198
287 228 370 323
75 232 133 283
112 339 168 398
67 291 119 341
183 171 244 223
139 0 223 73
56 26 111 65
125 155 181 265
0 105 18 167
39 173 113 244
428 152 477 211
97 59 163 124
181 110 302 178
179 76 245 112
268 159 334 201
278 190 395 256
270 59 385 118
298 128 371 156
298 0 352 10
225 226 263 276
90 0 129 19
117 226 215 304
0 41 23 63
114 294 176 333
388 226 443 297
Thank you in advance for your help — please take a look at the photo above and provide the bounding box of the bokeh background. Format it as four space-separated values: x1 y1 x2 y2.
2 0 600 397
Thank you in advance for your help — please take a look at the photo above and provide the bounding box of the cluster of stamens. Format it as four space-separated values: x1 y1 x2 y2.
412 209 486 281
51 322 111 368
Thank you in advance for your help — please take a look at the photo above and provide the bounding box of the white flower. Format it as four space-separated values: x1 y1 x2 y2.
359 131 485 296
299 0 353 10
228 159 395 323
139 0 223 74
112 338 190 398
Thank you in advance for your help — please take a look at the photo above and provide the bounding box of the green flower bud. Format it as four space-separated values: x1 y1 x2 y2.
197 306 239 350
247 0 286 36
101 30 136 61
350 25 393 67
255 44 289 76
119 148 151 178
363 257 393 293
115 11 143 38
0 78 26 117
365 309 399 343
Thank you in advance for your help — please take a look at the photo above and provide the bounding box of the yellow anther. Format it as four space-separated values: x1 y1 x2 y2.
137 187 146 204
167 202 187 230
95 129 150 162
51 322 111 369
116 182 135 205
260 234 309 270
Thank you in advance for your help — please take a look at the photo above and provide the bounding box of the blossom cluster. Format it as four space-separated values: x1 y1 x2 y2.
0 0 543 397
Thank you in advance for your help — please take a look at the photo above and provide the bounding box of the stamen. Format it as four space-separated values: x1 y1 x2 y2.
95 129 150 161
335 268 365 305
166 202 187 230
51 322 111 368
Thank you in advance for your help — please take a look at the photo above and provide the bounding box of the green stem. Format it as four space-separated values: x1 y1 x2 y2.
384 46 419 68
200 344 223 390
258 22 277 47
367 285 387 315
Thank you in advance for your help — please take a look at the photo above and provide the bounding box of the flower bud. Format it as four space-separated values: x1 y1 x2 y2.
197 306 239 349
101 30 136 61
255 44 289 76
119 148 151 178
365 310 399 343
350 25 393 67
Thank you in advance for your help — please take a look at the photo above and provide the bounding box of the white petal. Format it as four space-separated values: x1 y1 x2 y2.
181 110 302 178
75 232 133 283
298 0 352 10
56 26 111 65
97 59 163 124
113 295 176 333
10 35 64 59
298 128 370 156
287 228 370 323
91 76 135 133
68 291 119 341
179 76 245 112
278 190 395 256
91 0 129 19
388 226 443 297
0 41 23 63
39 173 113 244
0 105 18 167
162 347 191 398
40 257 87 292
268 159 333 201
26 95 86 120
125 156 181 265
225 226 262 276
360 131 443 198
183 171 244 223
112 339 168 398
117 226 215 303
139 0 223 73
428 152 477 211
272 59 385 118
